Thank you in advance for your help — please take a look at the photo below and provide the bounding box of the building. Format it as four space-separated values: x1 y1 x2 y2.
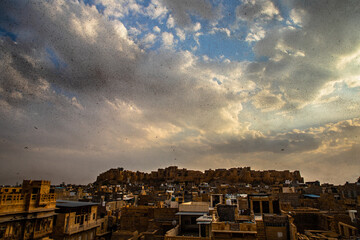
52 200 100 240
210 195 224 208
176 202 209 236
212 204 257 239
211 221 257 240
96 216 113 240
0 180 56 239
248 193 281 218
165 202 210 240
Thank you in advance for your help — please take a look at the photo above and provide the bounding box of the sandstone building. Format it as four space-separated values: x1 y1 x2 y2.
0 180 56 239
52 200 100 240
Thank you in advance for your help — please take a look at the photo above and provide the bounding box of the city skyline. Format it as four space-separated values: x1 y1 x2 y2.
0 0 360 185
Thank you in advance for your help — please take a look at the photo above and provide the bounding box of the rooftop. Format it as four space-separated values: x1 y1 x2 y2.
56 200 99 208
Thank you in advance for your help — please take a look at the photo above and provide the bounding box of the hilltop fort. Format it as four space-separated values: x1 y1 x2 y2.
96 166 303 185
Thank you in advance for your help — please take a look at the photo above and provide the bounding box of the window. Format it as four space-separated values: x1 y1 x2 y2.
13 224 20 235
93 213 96 220
0 229 4 239
262 201 270 213
191 217 197 224
32 188 39 194
273 200 280 214
35 222 40 231
200 225 207 237
76 216 81 224
253 201 260 214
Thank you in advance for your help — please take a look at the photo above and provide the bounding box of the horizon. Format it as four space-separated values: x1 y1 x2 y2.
1 0 360 186
0 165 356 186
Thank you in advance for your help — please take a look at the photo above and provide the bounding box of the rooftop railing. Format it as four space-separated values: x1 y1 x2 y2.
0 193 25 205
0 193 56 213
39 193 56 204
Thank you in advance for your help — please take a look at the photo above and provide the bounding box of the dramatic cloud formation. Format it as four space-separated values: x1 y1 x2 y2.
0 0 359 185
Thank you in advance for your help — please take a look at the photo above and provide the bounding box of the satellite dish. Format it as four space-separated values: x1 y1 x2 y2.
172 220 177 226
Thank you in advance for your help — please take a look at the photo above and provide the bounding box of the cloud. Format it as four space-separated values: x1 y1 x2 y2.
153 26 161 33
95 0 143 18
252 89 285 112
236 0 282 22
128 27 141 36
160 0 222 27
145 0 168 20
192 22 202 32
209 27 231 37
241 0 360 112
175 28 186 41
142 33 157 48
245 24 265 42
234 0 282 42
161 32 174 47
289 8 306 26
208 118 360 156
166 15 175 29
0 0 249 141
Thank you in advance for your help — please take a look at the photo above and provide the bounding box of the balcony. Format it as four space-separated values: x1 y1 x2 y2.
65 221 101 235
23 193 55 211
212 222 257 233
38 193 56 206
33 228 53 239
0 194 26 214
0 194 25 205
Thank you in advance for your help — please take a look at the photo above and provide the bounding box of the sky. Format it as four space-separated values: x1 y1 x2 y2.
0 0 359 185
